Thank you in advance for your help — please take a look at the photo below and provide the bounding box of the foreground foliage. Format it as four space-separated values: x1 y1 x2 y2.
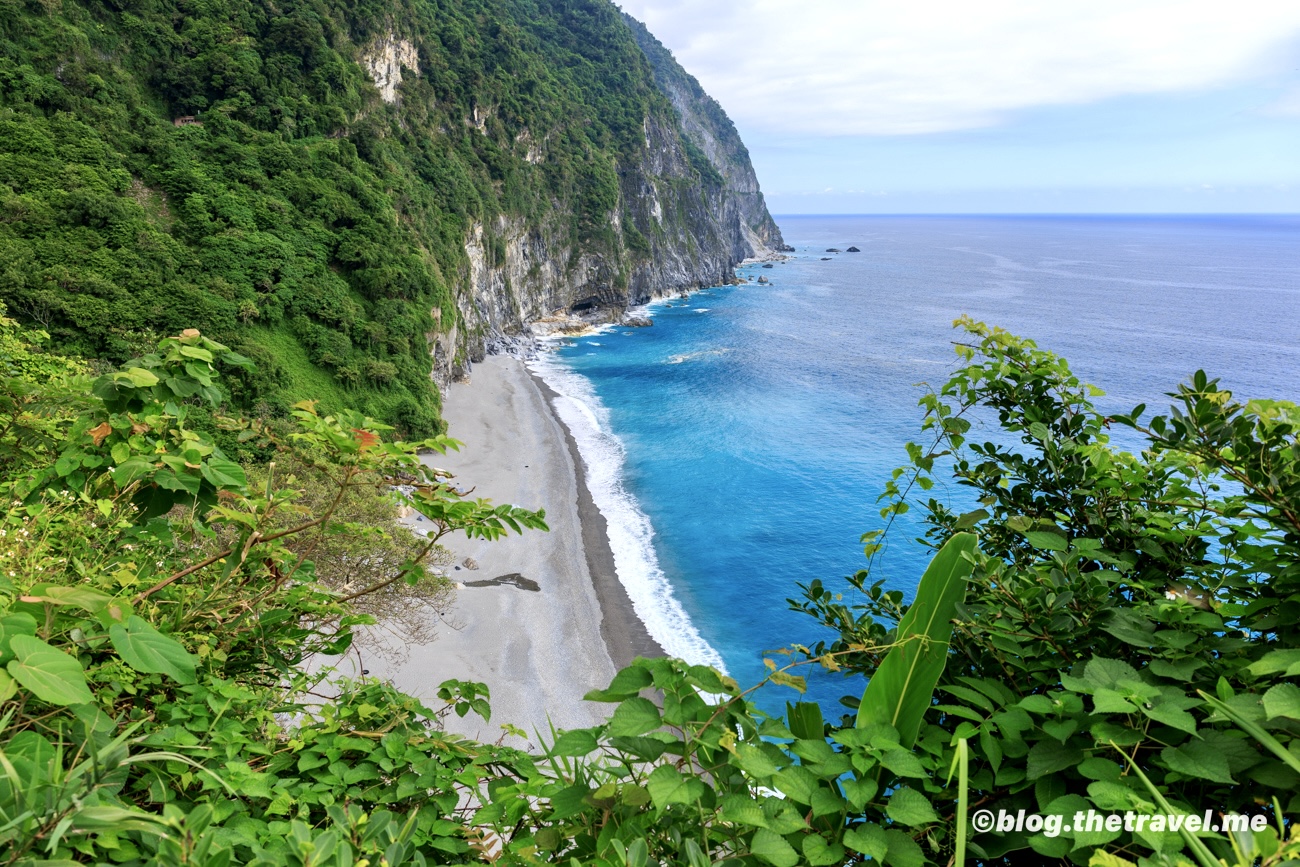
2 312 1298 866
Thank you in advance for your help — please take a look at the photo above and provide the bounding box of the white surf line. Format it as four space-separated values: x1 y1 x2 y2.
529 352 729 673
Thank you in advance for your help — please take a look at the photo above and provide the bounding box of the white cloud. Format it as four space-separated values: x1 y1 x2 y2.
619 0 1300 135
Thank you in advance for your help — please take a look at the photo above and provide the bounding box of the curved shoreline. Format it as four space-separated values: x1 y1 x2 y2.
529 369 665 668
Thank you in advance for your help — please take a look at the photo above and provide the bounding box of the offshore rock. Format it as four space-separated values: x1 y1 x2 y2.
622 315 654 327
847 246 861 252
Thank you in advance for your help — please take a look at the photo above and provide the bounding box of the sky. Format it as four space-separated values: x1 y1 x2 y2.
616 0 1300 213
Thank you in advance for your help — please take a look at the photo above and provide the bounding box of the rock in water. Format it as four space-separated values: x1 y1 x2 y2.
846 246 861 252
462 557 479 570
757 276 770 284
825 248 841 253
622 315 654 327
820 257 832 261
762 263 774 268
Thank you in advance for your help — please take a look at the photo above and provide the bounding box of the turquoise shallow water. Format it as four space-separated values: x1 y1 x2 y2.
532 215 1300 716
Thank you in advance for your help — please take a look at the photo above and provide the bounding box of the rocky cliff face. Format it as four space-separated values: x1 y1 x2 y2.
622 15 786 256
443 14 784 377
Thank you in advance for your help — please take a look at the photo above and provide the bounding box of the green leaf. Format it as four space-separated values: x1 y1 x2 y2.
1148 658 1205 681
1082 657 1142 690
122 367 160 387
886 787 939 826
646 765 704 810
720 795 769 828
857 533 978 747
801 834 845 866
842 777 877 812
1161 741 1235 784
881 748 928 778
549 729 598 757
200 457 247 489
1026 740 1084 779
734 743 782 779
109 616 198 684
6 635 94 706
1022 530 1067 551
750 829 799 867
883 829 926 867
606 696 661 737
0 670 16 702
25 585 114 613
1141 700 1197 735
772 766 819 804
844 823 887 860
0 613 38 663
1246 649 1300 678
1262 683 1300 721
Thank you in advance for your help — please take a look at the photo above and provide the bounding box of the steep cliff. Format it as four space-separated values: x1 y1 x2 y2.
621 14 787 257
0 0 781 433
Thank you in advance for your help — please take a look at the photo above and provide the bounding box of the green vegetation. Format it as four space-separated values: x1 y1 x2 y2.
0 0 723 435
3 310 1299 866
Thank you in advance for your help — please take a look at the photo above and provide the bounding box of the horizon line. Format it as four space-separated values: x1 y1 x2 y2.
769 212 1300 218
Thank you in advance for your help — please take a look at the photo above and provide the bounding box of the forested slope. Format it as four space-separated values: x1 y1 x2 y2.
0 0 780 434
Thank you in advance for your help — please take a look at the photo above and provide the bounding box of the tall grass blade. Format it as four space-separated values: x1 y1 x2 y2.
856 533 978 746
1110 742 1221 867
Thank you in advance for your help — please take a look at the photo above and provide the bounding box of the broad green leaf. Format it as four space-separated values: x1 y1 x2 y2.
881 748 928 778
1262 682 1300 721
1140 700 1197 735
1148 658 1205 681
606 696 661 737
122 367 160 386
1026 740 1083 779
0 612 38 663
1161 741 1235 784
883 829 926 867
548 729 598 757
25 585 113 612
200 457 247 489
109 616 198 684
772 766 818 804
6 634 94 705
844 823 887 860
885 787 939 826
1082 657 1142 690
720 795 769 828
842 777 877 811
1246 649 1300 678
734 743 781 779
1198 691 1300 774
750 829 799 867
646 765 704 810
1022 530 1068 551
786 701 824 739
857 533 978 746
801 834 845 866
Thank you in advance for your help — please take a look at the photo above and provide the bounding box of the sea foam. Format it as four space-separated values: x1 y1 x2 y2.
529 354 728 672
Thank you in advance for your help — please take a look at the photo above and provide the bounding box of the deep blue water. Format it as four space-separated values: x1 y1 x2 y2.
533 215 1300 716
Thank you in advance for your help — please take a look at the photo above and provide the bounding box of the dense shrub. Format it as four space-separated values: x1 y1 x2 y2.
3 314 1298 866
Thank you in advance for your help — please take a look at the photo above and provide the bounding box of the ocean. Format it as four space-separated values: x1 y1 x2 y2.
530 214 1300 715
